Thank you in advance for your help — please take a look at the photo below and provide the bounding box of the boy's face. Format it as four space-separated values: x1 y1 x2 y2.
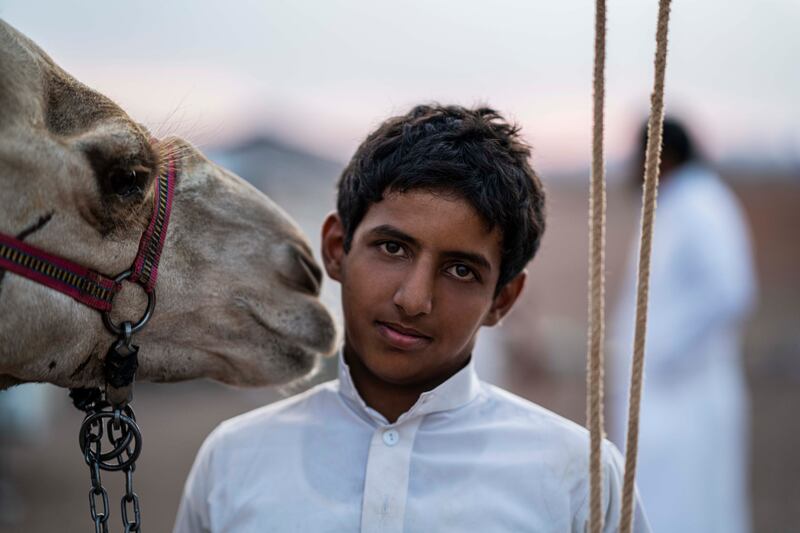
322 189 525 388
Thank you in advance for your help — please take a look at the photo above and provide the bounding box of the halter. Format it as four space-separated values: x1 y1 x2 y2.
0 157 175 319
1 158 175 401
1 156 175 532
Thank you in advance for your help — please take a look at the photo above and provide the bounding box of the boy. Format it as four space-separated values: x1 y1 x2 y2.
174 105 649 532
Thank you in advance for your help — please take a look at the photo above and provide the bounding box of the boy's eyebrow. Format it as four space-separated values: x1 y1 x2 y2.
367 225 420 247
367 224 492 272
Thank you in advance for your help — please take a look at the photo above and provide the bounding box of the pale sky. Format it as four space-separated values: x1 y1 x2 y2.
2 0 798 174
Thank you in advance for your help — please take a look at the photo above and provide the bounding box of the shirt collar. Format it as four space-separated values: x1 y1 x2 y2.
336 349 482 426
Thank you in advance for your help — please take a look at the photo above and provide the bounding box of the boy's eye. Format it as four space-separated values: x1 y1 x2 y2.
379 241 405 256
446 264 477 281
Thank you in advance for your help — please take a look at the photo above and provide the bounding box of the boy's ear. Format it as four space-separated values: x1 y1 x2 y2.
321 211 345 282
482 270 527 327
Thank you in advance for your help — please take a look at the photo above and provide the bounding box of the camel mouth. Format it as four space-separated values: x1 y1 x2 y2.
234 296 337 356
198 342 317 387
239 300 282 338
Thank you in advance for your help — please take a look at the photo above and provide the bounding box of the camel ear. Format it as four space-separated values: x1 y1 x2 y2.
482 270 526 327
321 212 345 282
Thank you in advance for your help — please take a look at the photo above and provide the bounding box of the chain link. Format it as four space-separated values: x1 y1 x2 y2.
88 485 110 533
120 457 141 531
87 459 110 532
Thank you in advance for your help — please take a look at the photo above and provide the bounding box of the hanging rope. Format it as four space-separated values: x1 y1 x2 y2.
619 1 673 532
586 0 607 531
587 0 673 531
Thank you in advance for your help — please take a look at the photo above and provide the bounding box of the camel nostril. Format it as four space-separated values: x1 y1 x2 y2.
284 245 322 296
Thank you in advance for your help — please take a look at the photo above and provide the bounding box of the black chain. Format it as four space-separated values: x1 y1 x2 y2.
73 319 143 532
78 396 143 532
76 322 142 533
87 442 110 533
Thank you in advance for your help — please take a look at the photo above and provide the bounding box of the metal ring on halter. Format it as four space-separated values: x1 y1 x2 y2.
101 270 156 336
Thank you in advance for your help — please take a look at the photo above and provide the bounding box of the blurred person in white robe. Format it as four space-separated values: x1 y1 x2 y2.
610 118 758 533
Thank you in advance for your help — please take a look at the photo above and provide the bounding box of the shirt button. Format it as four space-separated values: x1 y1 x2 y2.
382 429 399 446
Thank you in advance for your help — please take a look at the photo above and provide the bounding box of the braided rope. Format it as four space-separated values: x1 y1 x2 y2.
586 0 607 531
619 1 673 531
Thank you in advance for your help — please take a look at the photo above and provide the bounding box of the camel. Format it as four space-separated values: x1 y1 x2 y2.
0 19 338 392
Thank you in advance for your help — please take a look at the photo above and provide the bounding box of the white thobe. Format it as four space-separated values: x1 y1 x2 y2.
175 352 649 532
610 163 757 533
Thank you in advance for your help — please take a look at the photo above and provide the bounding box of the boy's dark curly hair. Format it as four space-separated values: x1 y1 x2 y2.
336 104 546 294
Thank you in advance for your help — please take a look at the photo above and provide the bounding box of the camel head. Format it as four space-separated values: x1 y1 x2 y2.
0 19 338 390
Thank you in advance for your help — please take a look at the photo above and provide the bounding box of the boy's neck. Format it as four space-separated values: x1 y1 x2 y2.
343 345 467 424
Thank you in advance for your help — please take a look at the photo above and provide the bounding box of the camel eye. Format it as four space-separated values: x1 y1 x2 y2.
108 167 146 199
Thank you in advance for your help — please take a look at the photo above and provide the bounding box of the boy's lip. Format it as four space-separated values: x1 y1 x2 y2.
375 321 433 350
377 321 432 339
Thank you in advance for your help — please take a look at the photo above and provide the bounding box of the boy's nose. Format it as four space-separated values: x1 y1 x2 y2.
393 263 434 317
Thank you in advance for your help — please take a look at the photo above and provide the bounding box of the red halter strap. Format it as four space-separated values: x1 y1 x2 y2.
0 233 119 311
129 158 176 292
0 158 176 312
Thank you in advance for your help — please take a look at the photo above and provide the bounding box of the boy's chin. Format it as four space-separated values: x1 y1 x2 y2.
361 351 430 386
361 347 467 389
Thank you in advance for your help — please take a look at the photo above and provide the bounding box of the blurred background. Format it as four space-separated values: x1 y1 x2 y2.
1 1 798 531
